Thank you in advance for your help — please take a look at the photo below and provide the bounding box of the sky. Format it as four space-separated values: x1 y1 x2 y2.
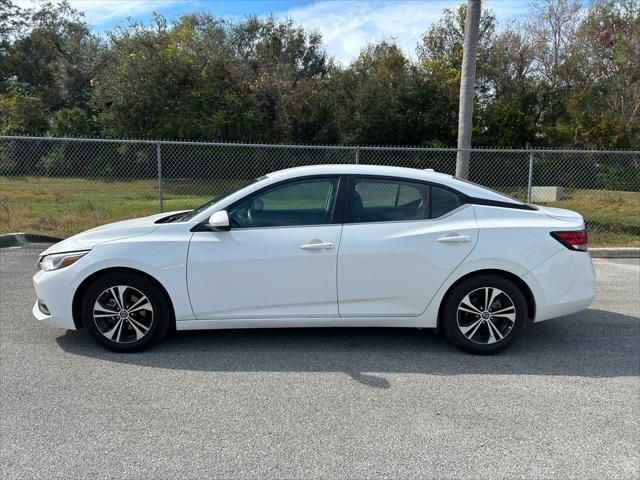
15 0 532 64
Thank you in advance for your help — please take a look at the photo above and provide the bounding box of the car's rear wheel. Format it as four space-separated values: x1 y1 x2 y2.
81 272 170 352
442 274 528 354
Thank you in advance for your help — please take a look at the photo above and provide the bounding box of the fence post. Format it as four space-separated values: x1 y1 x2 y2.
355 147 360 164
156 142 164 213
527 150 534 203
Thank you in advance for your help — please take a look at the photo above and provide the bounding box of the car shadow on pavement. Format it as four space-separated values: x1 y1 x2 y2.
56 308 640 388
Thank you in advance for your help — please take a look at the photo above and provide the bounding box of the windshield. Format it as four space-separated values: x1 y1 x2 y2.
180 176 268 222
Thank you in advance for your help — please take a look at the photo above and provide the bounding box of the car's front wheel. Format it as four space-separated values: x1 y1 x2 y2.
81 271 171 352
442 274 528 354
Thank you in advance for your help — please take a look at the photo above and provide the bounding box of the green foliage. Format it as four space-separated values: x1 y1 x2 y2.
0 89 48 134
478 94 537 147
48 107 93 136
417 4 496 82
1 1 101 109
596 157 640 191
0 0 638 148
568 0 640 148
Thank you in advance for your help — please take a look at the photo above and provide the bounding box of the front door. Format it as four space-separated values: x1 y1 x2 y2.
187 176 343 319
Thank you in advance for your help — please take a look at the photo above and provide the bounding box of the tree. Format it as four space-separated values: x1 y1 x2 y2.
334 41 456 147
92 13 228 138
0 1 25 80
484 26 536 98
476 24 539 147
0 0 637 149
417 3 495 80
456 0 482 178
569 0 640 147
2 1 101 109
48 107 93 136
0 88 48 134
92 13 335 142
224 15 334 143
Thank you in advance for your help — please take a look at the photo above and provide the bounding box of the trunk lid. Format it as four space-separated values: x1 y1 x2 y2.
536 205 584 224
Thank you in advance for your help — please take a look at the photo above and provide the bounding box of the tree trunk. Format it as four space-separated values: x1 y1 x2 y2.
456 0 481 179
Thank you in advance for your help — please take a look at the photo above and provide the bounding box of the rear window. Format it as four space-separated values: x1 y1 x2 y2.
431 186 463 217
454 178 526 205
353 178 429 222
350 178 466 222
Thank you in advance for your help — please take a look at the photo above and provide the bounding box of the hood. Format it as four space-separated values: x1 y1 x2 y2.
41 211 185 256
537 205 584 224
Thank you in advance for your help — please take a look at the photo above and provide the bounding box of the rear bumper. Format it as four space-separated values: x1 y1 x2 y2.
523 249 596 322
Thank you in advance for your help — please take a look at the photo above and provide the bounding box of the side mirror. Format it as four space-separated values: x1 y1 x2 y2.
207 210 230 231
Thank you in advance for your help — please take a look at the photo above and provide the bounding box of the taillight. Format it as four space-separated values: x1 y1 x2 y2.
550 230 589 251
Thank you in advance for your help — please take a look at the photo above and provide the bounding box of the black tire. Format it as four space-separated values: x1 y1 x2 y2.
442 274 528 355
81 271 171 352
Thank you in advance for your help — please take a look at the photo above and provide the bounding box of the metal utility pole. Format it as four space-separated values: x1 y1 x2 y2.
455 0 481 179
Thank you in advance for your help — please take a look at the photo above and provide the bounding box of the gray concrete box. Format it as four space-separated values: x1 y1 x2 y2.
531 186 565 202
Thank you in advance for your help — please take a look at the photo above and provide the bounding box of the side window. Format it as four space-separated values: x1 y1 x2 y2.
353 178 429 222
431 186 463 218
228 178 339 228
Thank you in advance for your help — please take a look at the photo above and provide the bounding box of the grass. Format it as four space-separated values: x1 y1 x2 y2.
0 176 638 247
549 190 640 247
552 190 640 227
0 177 212 238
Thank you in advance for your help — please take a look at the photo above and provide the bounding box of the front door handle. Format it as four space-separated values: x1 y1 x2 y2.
300 241 334 250
437 234 472 244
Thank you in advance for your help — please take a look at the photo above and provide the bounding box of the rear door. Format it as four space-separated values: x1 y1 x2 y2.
337 176 478 317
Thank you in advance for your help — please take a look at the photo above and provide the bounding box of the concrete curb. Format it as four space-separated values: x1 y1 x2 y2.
1 232 638 257
0 233 64 249
589 248 640 259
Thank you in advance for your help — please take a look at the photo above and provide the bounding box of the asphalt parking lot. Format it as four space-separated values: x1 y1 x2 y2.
1 245 638 480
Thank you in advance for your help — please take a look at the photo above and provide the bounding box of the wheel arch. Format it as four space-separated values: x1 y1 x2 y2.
437 269 536 330
72 267 176 329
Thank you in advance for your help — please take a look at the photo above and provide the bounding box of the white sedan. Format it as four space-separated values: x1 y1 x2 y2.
32 165 595 354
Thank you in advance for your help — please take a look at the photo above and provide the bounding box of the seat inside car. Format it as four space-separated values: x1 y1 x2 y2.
353 190 365 222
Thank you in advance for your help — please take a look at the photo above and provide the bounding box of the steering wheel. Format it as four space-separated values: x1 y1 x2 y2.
229 206 251 228
229 216 242 228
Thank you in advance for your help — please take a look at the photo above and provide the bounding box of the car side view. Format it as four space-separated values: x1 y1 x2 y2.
32 165 596 354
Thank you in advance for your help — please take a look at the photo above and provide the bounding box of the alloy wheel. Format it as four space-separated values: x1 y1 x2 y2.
93 285 154 344
456 286 516 345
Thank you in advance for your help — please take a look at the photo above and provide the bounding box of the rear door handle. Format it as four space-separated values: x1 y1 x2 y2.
437 234 472 244
300 241 334 250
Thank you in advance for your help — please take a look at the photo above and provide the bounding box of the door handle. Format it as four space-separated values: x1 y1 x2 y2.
300 241 334 250
437 234 472 244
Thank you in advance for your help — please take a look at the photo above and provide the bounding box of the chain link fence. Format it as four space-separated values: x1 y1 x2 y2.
0 135 638 247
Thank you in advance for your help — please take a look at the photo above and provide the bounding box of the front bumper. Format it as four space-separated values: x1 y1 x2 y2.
32 268 78 330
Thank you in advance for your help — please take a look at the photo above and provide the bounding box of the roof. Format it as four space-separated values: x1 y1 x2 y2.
265 164 520 204
267 164 446 180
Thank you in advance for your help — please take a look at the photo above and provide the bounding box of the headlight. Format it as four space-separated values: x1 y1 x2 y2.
38 251 89 271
